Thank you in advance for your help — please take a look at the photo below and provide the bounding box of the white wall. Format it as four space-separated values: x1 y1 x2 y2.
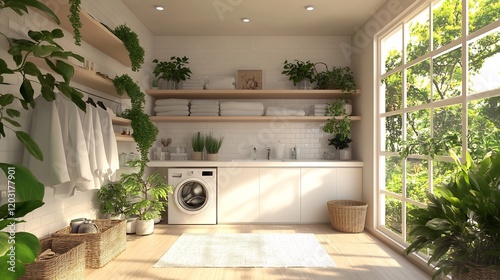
152 36 354 160
0 0 153 238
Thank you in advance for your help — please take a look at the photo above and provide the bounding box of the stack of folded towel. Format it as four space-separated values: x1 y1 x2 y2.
266 106 306 116
182 79 205 90
220 102 264 116
205 76 235 90
190 100 219 116
311 104 327 116
154 99 190 116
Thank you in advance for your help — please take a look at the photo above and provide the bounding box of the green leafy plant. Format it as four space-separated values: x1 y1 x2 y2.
282 59 315 86
97 182 129 217
153 56 192 83
113 24 145 72
68 0 82 46
323 100 351 150
405 151 500 280
0 1 86 279
205 132 224 154
191 132 205 152
314 63 356 92
151 77 159 88
398 132 461 159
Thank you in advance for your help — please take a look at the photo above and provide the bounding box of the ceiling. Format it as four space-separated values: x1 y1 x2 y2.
121 0 388 36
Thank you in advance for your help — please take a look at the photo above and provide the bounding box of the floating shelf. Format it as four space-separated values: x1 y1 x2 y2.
40 0 131 67
145 89 361 99
111 116 131 126
28 57 126 99
150 116 361 122
115 133 134 142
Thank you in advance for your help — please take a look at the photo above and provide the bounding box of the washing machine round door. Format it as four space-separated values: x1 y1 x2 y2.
174 178 213 215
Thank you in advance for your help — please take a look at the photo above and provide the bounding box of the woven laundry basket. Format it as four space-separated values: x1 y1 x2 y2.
452 266 500 280
327 200 368 233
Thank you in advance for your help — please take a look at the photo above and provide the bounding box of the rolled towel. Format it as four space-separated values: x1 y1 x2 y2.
156 111 190 116
155 99 189 106
220 110 263 116
190 112 219 116
266 107 306 116
191 100 219 106
154 105 189 112
220 102 264 111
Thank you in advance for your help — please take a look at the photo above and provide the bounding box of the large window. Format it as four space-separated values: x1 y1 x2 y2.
377 0 499 251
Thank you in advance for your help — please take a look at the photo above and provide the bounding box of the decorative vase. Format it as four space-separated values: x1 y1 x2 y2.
126 217 137 234
207 153 218 161
339 148 352 160
193 151 203 160
77 220 99 234
135 219 154 236
298 79 312 90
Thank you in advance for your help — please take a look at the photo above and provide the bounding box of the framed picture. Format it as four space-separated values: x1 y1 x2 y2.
237 70 263 90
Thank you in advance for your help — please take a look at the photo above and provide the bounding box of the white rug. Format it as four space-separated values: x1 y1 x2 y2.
153 233 335 268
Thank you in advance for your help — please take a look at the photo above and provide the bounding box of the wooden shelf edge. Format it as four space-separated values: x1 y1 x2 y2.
112 116 131 125
115 133 134 142
150 116 362 122
145 89 361 99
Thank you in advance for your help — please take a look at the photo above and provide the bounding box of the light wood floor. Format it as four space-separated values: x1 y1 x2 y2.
84 224 430 280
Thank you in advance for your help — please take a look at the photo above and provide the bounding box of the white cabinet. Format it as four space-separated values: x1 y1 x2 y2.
218 168 260 223
336 168 363 200
259 168 301 223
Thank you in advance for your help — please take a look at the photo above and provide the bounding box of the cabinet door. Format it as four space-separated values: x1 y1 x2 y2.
218 167 260 223
259 168 300 223
336 168 362 201
300 168 337 223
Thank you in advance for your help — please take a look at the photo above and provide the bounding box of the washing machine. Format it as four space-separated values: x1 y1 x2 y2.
167 168 217 224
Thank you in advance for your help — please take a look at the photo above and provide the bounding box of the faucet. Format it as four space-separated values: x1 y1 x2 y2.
253 147 257 160
266 146 271 160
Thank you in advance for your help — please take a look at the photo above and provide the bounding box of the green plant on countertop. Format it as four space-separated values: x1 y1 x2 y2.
323 100 351 150
68 0 82 46
0 1 86 279
192 132 205 152
97 181 129 217
153 56 192 84
405 151 500 280
314 63 356 92
205 132 224 154
282 59 316 86
113 24 145 72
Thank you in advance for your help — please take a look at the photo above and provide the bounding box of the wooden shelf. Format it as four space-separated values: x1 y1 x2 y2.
150 116 361 122
112 116 131 126
28 57 126 99
115 133 134 142
40 0 131 67
145 89 361 99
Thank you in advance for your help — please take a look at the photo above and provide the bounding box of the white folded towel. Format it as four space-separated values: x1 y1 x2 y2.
191 100 219 106
220 102 264 111
190 104 219 110
190 108 219 114
155 99 190 106
220 110 263 116
266 107 306 116
190 112 219 116
205 76 235 89
156 111 190 116
154 105 189 112
314 109 326 113
314 104 328 109
314 112 326 116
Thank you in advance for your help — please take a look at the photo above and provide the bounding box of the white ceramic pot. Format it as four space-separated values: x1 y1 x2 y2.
104 213 123 220
339 148 352 160
344 103 352 116
126 217 137 234
192 151 203 160
207 153 218 161
135 219 154 236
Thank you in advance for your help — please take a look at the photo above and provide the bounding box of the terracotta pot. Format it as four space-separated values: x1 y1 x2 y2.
207 153 218 161
193 151 203 160
135 219 154 236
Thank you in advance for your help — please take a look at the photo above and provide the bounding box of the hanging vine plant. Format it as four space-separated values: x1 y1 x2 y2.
113 25 145 72
68 0 82 46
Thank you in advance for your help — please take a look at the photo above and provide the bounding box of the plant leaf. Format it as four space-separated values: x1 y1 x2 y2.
0 94 15 106
0 163 45 201
19 79 34 103
15 131 43 161
5 109 20 118
0 201 44 220
3 117 20 127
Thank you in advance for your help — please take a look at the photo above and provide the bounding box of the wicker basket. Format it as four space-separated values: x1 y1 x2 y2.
20 238 85 280
327 200 368 233
51 219 126 268
452 266 500 280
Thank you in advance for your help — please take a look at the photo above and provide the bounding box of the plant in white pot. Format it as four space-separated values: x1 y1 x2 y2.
323 100 352 160
282 59 316 89
191 132 205 160
152 56 192 89
97 182 128 219
205 132 224 161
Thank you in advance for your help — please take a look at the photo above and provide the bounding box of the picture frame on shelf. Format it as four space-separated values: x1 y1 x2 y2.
237 70 262 90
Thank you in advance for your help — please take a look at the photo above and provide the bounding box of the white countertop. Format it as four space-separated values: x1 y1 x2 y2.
148 160 364 168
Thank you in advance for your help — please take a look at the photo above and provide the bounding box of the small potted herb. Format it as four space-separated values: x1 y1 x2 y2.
282 59 316 89
323 100 352 160
153 56 192 89
191 132 205 160
205 132 224 161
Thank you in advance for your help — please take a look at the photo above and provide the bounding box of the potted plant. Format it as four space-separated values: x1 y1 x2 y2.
113 24 145 72
152 56 192 89
405 151 500 280
314 63 357 92
192 132 205 160
152 77 159 89
323 100 352 160
97 182 128 219
205 132 224 161
282 59 316 89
